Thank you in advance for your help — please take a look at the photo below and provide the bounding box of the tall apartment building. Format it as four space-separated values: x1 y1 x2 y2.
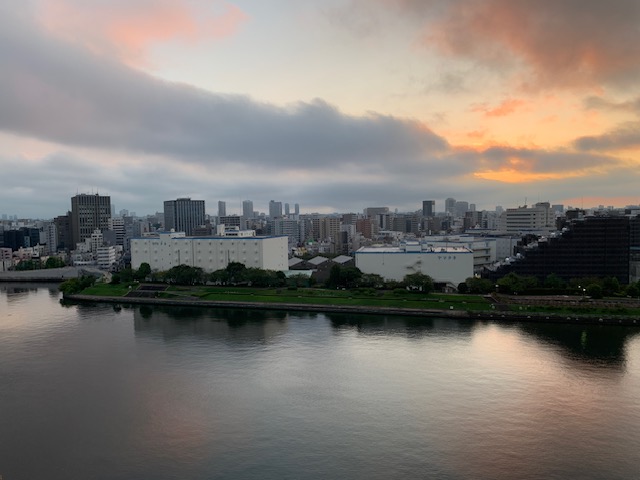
163 198 205 236
445 198 456 216
218 201 227 217
269 200 283 219
70 193 112 248
242 200 254 219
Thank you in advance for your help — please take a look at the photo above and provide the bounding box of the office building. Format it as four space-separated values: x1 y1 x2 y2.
218 201 227 217
163 198 205 236
70 193 112 247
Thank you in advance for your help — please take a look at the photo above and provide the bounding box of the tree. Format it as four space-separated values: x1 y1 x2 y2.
165 265 205 285
586 283 603 299
209 269 229 285
464 277 494 294
602 276 621 296
544 273 566 291
326 264 342 289
45 257 65 269
59 275 96 295
358 273 384 289
403 272 434 294
226 262 248 284
326 265 363 289
626 282 640 298
497 272 537 294
135 262 151 281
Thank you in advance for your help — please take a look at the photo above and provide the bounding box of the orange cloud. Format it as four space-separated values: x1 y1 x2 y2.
37 0 247 66
474 169 579 183
417 0 640 90
472 99 526 117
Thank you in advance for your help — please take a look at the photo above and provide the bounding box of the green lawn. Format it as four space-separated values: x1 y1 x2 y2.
82 283 134 296
80 283 493 311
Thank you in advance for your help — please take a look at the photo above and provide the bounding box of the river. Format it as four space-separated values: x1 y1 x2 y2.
2 284 640 479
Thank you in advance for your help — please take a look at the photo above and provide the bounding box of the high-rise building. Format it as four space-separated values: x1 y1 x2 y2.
218 201 226 217
285 203 290 216
445 198 456 216
70 193 112 248
242 200 254 219
294 203 300 215
54 213 72 251
455 201 469 217
422 200 435 217
164 198 205 236
269 200 283 218
364 207 389 218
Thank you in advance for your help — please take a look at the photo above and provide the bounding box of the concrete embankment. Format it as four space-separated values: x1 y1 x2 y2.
66 294 640 326
0 267 80 282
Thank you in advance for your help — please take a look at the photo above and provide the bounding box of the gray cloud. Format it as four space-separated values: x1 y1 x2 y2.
0 8 447 171
345 0 640 90
574 122 640 152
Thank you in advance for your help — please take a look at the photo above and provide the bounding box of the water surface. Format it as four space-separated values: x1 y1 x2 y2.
1 284 640 479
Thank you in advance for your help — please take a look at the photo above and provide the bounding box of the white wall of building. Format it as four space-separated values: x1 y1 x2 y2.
355 243 473 285
131 233 289 272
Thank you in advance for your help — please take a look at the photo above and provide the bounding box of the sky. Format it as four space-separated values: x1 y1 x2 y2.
2 0 640 219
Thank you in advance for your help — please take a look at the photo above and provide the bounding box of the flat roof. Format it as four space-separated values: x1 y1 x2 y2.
356 246 472 254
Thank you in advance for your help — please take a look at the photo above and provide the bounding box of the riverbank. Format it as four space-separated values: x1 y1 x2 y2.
66 293 640 326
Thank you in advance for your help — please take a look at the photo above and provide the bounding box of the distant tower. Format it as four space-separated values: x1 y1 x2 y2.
164 198 205 236
294 203 300 215
269 200 283 218
422 200 435 217
285 203 290 216
242 200 254 219
218 201 227 217
445 198 456 216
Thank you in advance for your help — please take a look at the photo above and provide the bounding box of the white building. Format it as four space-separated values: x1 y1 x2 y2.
355 241 473 286
97 245 117 270
422 235 496 272
500 202 554 233
131 232 289 272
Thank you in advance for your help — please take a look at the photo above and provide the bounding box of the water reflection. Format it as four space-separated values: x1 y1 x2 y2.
133 306 289 344
514 322 640 370
328 313 476 339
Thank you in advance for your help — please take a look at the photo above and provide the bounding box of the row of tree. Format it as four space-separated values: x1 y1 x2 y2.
115 262 436 294
458 272 640 299
14 257 66 271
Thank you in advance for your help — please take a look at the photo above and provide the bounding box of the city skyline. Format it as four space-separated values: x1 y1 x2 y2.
2 1 640 218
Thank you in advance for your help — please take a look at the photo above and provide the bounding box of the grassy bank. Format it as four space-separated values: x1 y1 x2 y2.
81 283 492 312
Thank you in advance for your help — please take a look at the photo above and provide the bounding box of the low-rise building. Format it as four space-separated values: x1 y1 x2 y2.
355 241 473 286
131 231 288 273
